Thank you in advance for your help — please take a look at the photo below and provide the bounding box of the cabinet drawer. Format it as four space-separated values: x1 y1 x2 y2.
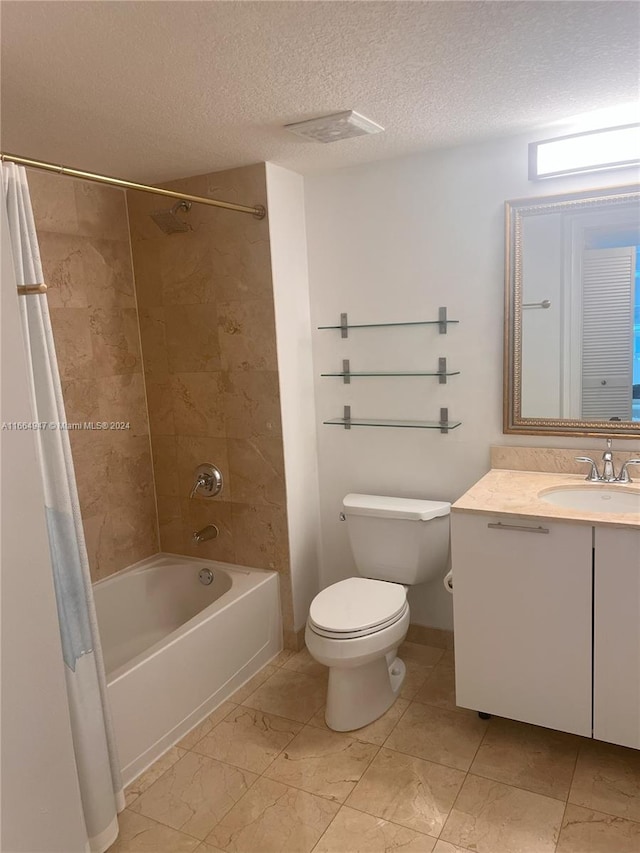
451 512 592 736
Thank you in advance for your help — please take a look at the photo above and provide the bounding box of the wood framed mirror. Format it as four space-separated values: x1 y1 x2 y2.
504 184 640 438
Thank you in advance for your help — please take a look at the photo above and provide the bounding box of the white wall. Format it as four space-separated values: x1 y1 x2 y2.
266 163 321 633
0 206 87 852
521 212 563 417
304 130 640 630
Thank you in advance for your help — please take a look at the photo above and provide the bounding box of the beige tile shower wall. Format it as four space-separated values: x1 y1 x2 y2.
126 164 294 636
28 170 159 581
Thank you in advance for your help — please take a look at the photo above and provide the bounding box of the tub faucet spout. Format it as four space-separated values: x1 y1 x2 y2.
192 524 219 543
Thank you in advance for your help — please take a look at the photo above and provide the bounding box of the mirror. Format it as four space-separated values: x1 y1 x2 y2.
505 184 640 437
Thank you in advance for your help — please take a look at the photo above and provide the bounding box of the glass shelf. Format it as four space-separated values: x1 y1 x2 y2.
322 357 459 384
324 417 462 429
317 320 459 330
321 370 461 377
317 308 458 337
324 408 461 433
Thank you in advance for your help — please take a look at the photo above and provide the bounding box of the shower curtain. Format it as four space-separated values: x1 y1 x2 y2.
1 162 124 853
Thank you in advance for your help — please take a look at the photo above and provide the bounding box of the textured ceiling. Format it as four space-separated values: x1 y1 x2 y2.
1 1 639 183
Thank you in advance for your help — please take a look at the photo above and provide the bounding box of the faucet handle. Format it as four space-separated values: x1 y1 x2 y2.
616 459 640 484
575 457 600 482
189 463 223 498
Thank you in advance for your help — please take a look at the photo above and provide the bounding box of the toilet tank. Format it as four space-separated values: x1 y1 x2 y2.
343 494 450 585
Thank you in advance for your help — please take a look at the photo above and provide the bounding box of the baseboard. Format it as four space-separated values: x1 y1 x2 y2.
284 625 306 651
407 623 454 650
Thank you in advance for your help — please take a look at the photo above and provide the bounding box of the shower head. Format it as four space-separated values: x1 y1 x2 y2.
150 200 192 234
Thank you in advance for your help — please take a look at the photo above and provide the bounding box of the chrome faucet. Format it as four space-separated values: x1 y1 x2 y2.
601 438 616 482
192 524 219 543
575 439 640 484
617 459 640 484
575 456 601 482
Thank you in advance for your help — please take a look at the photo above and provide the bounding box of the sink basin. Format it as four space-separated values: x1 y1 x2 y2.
539 486 640 514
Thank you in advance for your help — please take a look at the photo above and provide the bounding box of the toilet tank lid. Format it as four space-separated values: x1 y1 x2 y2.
343 493 450 521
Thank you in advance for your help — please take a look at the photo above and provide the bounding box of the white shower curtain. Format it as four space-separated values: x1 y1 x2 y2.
1 162 124 853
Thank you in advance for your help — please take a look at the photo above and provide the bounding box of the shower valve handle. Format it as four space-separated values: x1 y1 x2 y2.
190 463 223 498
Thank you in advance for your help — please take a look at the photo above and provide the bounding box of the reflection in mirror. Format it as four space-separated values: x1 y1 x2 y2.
505 185 640 437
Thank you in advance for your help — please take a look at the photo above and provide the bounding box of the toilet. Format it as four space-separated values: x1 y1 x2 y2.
305 493 450 732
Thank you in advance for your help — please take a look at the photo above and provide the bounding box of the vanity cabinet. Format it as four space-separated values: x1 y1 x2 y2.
451 512 593 737
594 526 640 749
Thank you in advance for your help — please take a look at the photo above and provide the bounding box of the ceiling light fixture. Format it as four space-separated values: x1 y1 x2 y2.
529 123 640 180
284 110 384 143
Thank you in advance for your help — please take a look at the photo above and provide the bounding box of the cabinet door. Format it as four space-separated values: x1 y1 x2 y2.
594 526 640 749
452 513 592 736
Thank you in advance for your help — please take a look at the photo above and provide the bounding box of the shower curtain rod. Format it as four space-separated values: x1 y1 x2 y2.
1 152 266 219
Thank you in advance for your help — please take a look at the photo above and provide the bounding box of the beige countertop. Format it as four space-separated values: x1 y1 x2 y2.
452 469 640 530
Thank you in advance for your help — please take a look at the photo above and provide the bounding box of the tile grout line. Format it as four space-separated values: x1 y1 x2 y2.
553 742 582 853
435 710 493 843
202 707 640 837
306 687 439 853
120 807 206 846
331 797 444 842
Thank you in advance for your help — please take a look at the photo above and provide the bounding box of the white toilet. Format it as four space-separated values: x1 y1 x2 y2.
306 493 451 732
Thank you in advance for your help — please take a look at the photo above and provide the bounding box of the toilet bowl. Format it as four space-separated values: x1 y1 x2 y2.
305 577 410 730
305 494 451 732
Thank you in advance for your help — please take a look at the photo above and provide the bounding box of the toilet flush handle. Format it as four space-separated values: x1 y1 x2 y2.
339 512 346 521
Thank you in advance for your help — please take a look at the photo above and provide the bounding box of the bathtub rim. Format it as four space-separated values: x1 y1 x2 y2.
94 552 280 684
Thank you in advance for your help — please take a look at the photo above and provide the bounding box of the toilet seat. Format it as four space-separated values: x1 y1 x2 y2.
308 577 407 640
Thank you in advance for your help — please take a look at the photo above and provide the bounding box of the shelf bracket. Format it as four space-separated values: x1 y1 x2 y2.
343 405 351 429
440 407 449 434
340 312 349 339
438 357 447 384
438 306 448 334
342 359 351 384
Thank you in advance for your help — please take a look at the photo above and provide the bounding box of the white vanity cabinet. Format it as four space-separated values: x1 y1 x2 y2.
451 512 593 737
594 526 640 749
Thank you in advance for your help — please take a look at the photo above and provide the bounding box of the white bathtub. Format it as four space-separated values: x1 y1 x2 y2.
93 553 281 785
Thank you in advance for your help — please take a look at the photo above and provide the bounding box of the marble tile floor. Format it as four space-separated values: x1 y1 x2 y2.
108 642 640 853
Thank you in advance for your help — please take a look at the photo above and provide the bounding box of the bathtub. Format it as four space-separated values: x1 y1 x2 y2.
93 553 281 785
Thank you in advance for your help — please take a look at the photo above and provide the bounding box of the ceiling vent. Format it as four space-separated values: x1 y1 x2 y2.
284 110 384 143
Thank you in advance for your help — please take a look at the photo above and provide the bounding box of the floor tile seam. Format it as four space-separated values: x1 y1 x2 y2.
563 799 640 826
289 714 399 748
160 764 269 845
131 748 264 830
554 799 570 853
405 651 449 675
240 665 328 695
195 749 268 786
331 799 443 841
405 695 479 718
553 735 583 848
344 787 450 843
182 704 240 752
237 697 325 726
210 701 306 735
194 718 317 775
296 720 385 748
463 768 572 805
124 747 190 807
378 740 475 775
267 733 382 781
401 648 446 670
377 699 417 749
354 742 468 841
260 744 382 805
359 740 383 778
308 813 338 853
121 805 211 845
186 738 285 777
